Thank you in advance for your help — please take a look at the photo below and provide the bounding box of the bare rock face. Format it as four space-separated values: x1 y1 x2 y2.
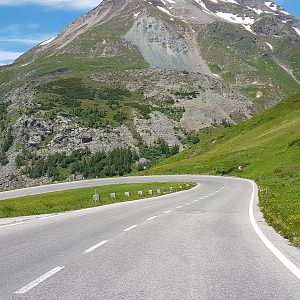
91 68 251 131
20 118 54 147
40 118 137 155
126 14 211 74
133 111 183 148
13 116 138 156
252 14 288 36
180 90 251 131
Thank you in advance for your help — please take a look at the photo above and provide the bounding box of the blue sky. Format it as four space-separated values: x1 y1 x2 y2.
0 0 299 65
0 0 100 65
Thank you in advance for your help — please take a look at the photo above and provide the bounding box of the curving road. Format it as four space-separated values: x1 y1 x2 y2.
0 175 300 300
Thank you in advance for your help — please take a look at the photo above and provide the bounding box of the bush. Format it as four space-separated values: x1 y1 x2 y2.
1 128 14 152
0 151 8 166
185 132 200 144
139 138 180 165
26 148 138 180
113 111 127 124
0 102 9 131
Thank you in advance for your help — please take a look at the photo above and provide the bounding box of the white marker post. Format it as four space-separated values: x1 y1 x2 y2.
169 187 173 192
125 192 130 197
138 191 143 196
110 193 116 199
148 190 153 195
93 194 100 202
157 189 161 195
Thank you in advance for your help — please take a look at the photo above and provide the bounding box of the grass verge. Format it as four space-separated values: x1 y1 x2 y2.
0 182 195 218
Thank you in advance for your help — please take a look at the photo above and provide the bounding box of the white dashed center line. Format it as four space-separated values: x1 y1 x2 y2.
84 240 108 254
123 225 138 232
15 266 64 294
147 216 158 221
9 180 230 296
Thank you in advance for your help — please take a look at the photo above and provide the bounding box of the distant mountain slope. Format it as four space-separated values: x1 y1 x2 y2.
147 93 300 247
0 0 299 189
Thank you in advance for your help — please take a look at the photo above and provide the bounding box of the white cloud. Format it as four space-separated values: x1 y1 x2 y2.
0 50 23 65
0 0 101 10
0 33 57 45
0 37 43 45
0 23 56 46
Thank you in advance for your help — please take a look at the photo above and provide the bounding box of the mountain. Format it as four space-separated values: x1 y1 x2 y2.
147 93 300 247
0 0 299 189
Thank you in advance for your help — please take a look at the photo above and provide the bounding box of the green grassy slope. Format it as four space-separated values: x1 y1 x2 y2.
147 94 300 247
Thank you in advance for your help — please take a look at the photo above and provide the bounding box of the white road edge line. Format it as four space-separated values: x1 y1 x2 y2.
0 222 25 229
164 210 172 214
39 215 60 220
84 240 108 254
147 216 158 221
176 206 183 209
249 180 300 280
14 266 64 294
123 225 138 232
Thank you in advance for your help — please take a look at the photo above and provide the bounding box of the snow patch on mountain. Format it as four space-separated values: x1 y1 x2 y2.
215 12 254 26
280 10 291 16
293 27 300 37
265 1 278 12
265 42 273 50
247 6 263 15
194 0 208 10
157 6 174 16
40 35 58 46
207 0 238 3
220 0 238 3
215 11 255 33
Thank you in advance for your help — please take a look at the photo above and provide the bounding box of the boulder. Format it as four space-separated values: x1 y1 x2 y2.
82 133 93 143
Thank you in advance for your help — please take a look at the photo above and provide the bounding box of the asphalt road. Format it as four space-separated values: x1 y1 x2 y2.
0 175 299 300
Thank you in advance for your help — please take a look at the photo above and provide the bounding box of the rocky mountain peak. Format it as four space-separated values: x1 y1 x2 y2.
18 0 299 67
0 0 299 190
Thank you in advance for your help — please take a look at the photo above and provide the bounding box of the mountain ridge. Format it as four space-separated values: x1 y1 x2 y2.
0 0 299 189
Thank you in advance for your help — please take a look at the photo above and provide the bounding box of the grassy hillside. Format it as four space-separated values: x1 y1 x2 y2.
146 94 300 247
